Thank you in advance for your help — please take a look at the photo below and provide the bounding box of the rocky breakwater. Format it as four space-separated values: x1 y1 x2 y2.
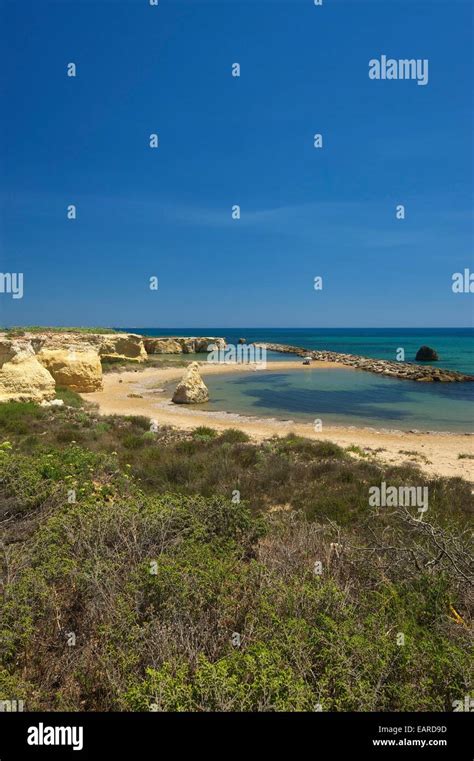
144 337 226 354
255 343 474 383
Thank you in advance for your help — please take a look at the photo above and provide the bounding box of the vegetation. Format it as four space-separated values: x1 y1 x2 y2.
3 326 119 336
399 449 432 465
0 401 472 712
101 356 192 373
55 387 86 409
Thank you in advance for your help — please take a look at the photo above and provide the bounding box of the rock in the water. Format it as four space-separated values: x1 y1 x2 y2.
415 346 439 361
238 338 246 344
0 339 56 403
172 362 209 404
37 348 103 392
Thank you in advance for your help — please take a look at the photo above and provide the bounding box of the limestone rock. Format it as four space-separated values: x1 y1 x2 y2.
144 338 183 354
24 331 147 363
40 399 64 407
144 337 226 355
37 348 103 392
180 338 214 353
10 331 224 361
415 346 439 361
179 337 225 353
0 339 56 403
96 334 147 363
178 338 196 354
40 398 65 408
172 362 209 404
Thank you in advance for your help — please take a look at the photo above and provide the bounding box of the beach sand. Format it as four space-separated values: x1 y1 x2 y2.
82 360 474 482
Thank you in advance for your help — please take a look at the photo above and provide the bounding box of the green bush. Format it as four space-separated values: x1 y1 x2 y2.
218 428 251 444
192 426 218 441
0 401 471 712
123 647 315 712
0 402 45 434
277 434 345 460
55 387 84 408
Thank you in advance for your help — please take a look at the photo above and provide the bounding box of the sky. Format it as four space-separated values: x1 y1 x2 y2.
0 0 473 328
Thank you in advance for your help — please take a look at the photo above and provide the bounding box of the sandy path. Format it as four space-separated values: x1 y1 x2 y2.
82 361 474 482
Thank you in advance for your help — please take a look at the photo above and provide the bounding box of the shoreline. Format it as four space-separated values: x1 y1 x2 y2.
82 360 474 482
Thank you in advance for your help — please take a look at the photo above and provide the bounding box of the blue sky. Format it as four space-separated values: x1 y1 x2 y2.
0 0 472 328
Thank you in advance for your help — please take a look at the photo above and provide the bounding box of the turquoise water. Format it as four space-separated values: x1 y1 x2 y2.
123 328 474 432
126 328 474 375
200 367 474 433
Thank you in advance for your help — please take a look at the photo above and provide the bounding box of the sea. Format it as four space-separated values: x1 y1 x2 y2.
122 328 474 433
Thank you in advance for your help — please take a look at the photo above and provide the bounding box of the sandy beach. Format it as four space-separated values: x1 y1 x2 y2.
82 360 474 482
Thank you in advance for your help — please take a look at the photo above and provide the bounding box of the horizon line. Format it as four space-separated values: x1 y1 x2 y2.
2 325 473 331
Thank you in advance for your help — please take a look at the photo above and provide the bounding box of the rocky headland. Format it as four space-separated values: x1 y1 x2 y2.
0 331 225 403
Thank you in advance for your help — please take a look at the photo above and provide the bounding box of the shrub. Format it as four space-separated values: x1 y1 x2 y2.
192 426 218 441
218 428 251 444
0 402 471 712
277 434 345 460
0 402 45 434
55 387 84 408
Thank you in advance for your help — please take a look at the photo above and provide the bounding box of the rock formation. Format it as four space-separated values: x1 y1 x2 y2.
0 339 56 403
37 348 103 392
96 334 147 362
1 331 226 362
0 331 230 403
26 332 147 363
144 337 226 355
172 362 209 404
143 338 183 354
415 346 439 361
